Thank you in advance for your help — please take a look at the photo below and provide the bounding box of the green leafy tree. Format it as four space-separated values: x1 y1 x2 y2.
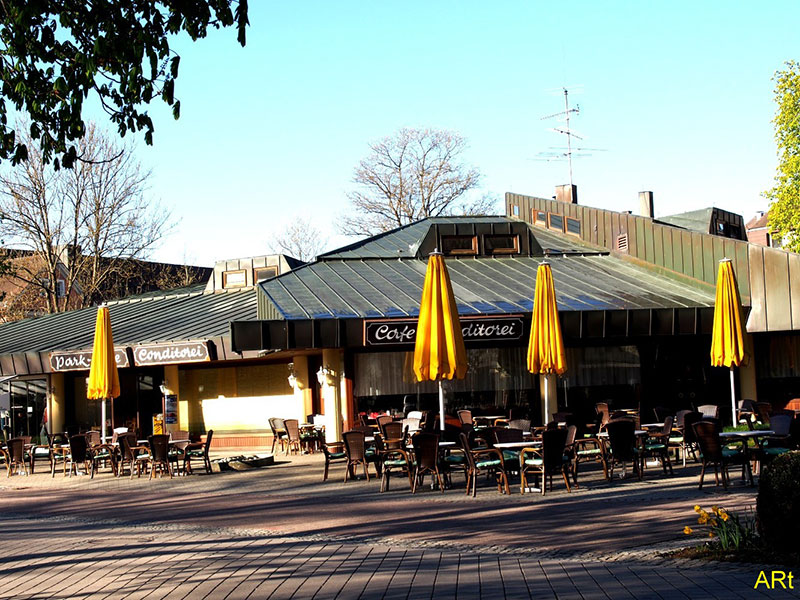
0 1 248 169
766 61 800 252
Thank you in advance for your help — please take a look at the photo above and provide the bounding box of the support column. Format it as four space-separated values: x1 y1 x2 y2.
290 355 312 422
49 373 66 434
321 348 345 444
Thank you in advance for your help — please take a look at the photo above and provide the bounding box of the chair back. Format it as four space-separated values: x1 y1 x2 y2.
693 420 723 461
170 430 190 441
6 437 26 462
770 414 792 436
660 415 674 437
457 410 473 426
203 430 214 453
86 431 100 446
343 430 367 461
47 432 68 447
268 418 280 437
69 434 89 462
482 427 505 448
118 432 139 460
148 434 170 462
401 418 421 433
407 410 423 420
494 427 523 443
458 432 479 470
508 419 531 432
383 421 404 440
674 410 691 429
376 415 393 433
698 404 719 419
605 419 636 462
411 432 439 472
756 402 772 424
682 411 703 444
564 424 578 447
284 419 301 442
541 427 569 472
273 417 287 432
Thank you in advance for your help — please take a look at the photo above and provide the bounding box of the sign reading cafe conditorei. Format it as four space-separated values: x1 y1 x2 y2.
364 316 526 346
132 340 212 366
49 348 131 372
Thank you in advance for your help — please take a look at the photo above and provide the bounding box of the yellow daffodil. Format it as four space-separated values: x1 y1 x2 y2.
684 526 693 535
711 505 719 514
693 505 701 513
698 515 708 524
719 511 729 522
710 519 718 527
708 532 714 538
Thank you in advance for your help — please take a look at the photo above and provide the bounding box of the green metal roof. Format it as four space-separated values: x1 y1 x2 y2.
0 284 257 356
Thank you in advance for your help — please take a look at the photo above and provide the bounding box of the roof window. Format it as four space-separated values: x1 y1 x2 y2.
484 234 519 255
441 235 478 256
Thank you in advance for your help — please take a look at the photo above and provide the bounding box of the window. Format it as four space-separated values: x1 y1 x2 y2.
56 279 66 297
441 235 478 255
484 234 519 254
548 213 564 232
222 269 247 288
534 210 547 226
254 266 279 283
512 204 520 217
565 217 581 236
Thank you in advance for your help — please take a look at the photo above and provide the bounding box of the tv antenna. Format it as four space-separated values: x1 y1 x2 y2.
539 87 584 187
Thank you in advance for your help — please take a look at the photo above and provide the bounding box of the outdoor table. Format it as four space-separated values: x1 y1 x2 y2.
597 430 648 437
493 441 541 450
641 422 665 429
719 430 775 439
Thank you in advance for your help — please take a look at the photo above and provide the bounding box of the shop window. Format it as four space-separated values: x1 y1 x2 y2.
548 213 564 232
441 235 478 255
223 269 247 288
565 217 581 236
484 234 519 255
254 266 278 283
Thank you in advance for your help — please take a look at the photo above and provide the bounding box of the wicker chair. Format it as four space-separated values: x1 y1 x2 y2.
692 420 750 489
4 437 29 476
492 427 524 474
677 411 703 466
697 404 720 419
117 432 149 478
508 419 531 432
343 429 378 482
410 432 445 493
283 419 302 455
268 418 287 454
572 431 606 485
143 434 173 479
458 432 509 497
755 402 773 425
379 443 414 493
67 434 94 477
457 410 473 426
375 415 393 435
640 415 674 475
604 419 642 481
520 427 571 495
321 441 347 481
183 430 214 475
382 421 405 450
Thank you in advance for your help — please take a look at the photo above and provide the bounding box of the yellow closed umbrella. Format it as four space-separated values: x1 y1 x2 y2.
710 259 745 426
413 251 467 431
87 306 121 443
527 261 567 424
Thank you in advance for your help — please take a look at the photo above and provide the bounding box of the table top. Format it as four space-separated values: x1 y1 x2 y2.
719 430 776 439
494 441 541 450
641 423 665 428
476 415 506 420
597 430 648 437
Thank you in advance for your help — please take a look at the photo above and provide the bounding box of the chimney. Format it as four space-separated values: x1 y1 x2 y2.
555 184 578 204
639 191 654 218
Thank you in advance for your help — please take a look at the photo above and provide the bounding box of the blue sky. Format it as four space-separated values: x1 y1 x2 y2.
116 1 799 266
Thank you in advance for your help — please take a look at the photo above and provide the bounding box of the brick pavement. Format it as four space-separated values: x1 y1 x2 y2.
0 452 796 598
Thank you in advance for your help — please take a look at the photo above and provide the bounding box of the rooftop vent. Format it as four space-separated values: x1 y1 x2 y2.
615 233 629 253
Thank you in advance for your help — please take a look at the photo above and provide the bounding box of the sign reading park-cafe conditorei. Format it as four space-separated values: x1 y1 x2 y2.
49 340 213 372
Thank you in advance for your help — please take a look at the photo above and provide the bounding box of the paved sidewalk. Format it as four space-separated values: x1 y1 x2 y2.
1 452 796 598
0 515 791 600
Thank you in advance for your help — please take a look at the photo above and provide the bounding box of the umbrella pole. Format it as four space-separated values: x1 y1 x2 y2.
544 375 550 425
439 380 446 432
101 398 107 444
730 367 737 427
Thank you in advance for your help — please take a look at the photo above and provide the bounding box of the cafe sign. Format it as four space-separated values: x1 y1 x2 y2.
49 348 131 372
364 315 525 347
132 340 212 366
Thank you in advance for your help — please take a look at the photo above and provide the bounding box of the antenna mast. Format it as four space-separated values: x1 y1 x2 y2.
540 88 581 186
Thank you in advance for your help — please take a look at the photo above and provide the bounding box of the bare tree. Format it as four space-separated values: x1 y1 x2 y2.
0 122 172 313
269 217 327 262
339 128 495 236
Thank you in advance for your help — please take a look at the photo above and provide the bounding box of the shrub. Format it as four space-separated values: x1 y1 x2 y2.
756 451 800 553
